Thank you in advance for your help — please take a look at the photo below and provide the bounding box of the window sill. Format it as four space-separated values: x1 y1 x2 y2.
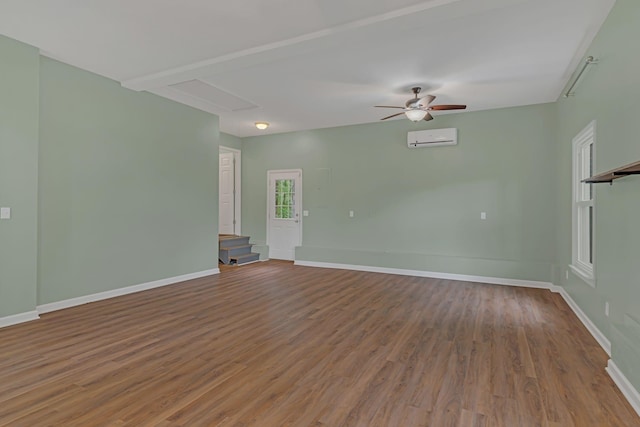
569 264 596 288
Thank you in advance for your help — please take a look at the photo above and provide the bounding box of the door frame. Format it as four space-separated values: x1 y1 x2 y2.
219 146 241 235
266 169 303 259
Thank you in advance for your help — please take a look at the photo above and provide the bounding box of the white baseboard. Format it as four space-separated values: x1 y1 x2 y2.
607 359 640 417
37 268 220 315
294 260 554 289
553 287 611 356
0 310 40 328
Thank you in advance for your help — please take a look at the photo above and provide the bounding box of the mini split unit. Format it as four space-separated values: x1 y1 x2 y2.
407 128 457 148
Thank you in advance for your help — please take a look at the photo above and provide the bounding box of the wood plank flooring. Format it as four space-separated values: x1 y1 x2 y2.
1 260 638 426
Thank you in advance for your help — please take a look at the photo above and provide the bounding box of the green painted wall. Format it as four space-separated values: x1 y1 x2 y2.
220 132 242 151
38 57 220 304
0 36 39 317
242 103 557 282
555 0 640 390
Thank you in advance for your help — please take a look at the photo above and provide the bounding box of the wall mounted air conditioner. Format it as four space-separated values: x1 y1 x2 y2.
407 128 457 148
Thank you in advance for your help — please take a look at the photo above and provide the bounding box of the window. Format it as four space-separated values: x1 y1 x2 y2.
274 179 296 219
571 121 595 286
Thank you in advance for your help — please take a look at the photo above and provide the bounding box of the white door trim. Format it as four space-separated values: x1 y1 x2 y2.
267 169 302 260
219 146 241 235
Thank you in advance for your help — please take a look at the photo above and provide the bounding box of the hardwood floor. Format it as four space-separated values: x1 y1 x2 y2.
1 260 638 426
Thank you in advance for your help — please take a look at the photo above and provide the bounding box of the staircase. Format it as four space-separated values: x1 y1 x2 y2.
219 235 260 265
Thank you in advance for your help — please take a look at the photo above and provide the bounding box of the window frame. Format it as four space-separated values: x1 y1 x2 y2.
570 120 596 287
274 178 296 219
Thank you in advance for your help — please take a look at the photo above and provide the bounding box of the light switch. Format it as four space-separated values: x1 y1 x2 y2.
303 210 309 217
349 210 354 218
480 212 487 220
0 207 11 219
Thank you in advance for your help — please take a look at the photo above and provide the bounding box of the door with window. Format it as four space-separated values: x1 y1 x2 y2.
267 170 302 260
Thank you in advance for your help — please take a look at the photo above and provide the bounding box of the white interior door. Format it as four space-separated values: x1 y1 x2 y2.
219 151 235 235
267 170 302 260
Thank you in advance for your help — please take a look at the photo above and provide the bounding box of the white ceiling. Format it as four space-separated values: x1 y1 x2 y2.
0 0 615 137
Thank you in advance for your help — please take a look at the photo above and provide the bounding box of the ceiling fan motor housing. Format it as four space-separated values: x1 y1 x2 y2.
406 87 423 108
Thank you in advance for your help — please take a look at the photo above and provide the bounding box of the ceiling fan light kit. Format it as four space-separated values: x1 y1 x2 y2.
375 87 466 122
405 109 428 122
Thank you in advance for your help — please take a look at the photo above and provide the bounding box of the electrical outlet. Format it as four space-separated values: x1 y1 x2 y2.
349 210 354 218
0 207 10 219
480 212 487 220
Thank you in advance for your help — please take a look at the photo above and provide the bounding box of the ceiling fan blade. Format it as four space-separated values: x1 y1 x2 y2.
418 95 435 107
429 104 467 111
424 113 434 121
380 112 405 120
374 105 405 109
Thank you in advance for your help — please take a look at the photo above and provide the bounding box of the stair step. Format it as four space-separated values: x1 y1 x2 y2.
219 244 253 264
219 235 250 248
230 252 260 265
219 244 253 253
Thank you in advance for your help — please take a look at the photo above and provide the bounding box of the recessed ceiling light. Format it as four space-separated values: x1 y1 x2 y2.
255 122 269 130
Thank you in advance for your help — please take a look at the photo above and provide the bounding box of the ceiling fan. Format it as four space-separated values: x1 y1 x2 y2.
375 87 467 122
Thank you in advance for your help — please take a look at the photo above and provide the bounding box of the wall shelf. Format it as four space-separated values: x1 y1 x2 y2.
583 160 640 184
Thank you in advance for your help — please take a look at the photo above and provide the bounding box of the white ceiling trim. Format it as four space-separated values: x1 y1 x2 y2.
121 0 470 91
